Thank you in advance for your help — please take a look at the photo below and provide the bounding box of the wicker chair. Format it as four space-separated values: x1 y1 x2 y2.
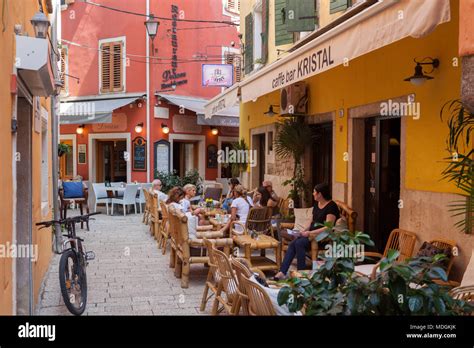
211 247 241 315
231 257 257 315
280 201 358 268
449 285 474 314
429 239 457 277
149 193 160 240
200 239 221 312
230 206 273 238
239 273 276 316
167 205 232 288
355 229 417 278
159 201 170 255
142 188 152 225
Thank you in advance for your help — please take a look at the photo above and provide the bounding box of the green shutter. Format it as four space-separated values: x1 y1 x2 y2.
330 0 349 14
275 0 293 46
286 0 316 32
261 0 269 64
244 13 254 74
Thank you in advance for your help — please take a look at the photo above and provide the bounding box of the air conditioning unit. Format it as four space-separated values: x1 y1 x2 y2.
280 82 308 115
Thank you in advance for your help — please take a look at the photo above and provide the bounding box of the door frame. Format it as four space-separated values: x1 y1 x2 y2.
59 134 77 179
168 134 205 178
217 136 238 179
88 132 131 183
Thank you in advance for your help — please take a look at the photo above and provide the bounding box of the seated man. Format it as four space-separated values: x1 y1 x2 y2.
151 179 168 202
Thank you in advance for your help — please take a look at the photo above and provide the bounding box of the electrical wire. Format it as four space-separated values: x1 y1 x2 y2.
82 0 239 26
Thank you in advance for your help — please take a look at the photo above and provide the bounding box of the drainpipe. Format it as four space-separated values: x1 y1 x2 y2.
146 0 151 181
50 2 62 254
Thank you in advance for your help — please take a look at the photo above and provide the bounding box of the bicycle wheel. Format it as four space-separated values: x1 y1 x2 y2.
59 249 88 315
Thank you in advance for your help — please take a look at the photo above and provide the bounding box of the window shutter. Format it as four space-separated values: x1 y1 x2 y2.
275 0 293 46
330 0 349 14
100 43 111 93
244 13 254 74
112 41 123 92
100 41 124 93
286 0 316 32
261 0 269 64
225 53 242 83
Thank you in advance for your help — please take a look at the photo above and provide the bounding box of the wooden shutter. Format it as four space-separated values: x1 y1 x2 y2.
226 53 242 83
286 0 316 32
275 0 293 46
60 47 68 94
244 13 254 74
226 0 239 14
330 0 349 14
100 41 124 93
261 0 269 64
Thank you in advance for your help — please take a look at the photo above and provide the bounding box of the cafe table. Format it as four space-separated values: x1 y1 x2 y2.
232 234 281 272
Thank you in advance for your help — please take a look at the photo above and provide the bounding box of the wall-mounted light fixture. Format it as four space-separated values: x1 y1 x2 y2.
211 127 218 136
161 123 170 134
135 122 144 133
404 58 440 86
30 11 50 39
76 124 85 135
264 105 280 117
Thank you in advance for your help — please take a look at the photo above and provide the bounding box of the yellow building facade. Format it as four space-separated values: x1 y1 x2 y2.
0 0 56 314
236 0 473 280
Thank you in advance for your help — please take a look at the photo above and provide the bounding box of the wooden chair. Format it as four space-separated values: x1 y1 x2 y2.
230 206 274 238
280 201 358 268
149 193 159 239
239 273 276 316
449 285 474 314
142 188 152 225
211 247 240 315
167 205 233 288
231 257 258 315
355 229 417 278
200 239 221 312
429 239 457 277
159 201 170 255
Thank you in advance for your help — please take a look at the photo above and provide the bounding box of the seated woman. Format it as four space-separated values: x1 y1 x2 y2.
166 186 186 212
253 186 277 209
219 184 253 236
274 183 340 280
222 178 240 212
181 184 207 225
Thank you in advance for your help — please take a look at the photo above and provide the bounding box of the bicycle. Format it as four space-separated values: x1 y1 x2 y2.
36 212 100 316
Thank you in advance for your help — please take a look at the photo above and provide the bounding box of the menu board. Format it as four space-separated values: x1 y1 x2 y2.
154 140 170 174
132 137 147 171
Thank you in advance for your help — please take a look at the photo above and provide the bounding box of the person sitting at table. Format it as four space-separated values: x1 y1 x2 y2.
273 183 340 280
151 179 168 202
222 178 240 212
219 184 254 236
253 186 277 209
181 184 207 225
166 186 185 211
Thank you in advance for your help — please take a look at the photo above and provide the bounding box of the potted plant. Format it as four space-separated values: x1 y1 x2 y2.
230 138 249 181
274 117 312 207
58 143 71 157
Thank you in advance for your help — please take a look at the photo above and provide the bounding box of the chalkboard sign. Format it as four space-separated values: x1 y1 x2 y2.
154 140 170 174
132 137 147 171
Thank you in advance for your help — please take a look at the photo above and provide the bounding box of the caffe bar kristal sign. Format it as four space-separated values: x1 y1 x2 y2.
202 64 234 87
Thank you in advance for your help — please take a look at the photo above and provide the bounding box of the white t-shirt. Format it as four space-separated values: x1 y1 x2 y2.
169 202 184 212
153 190 168 203
231 196 253 229
180 198 191 213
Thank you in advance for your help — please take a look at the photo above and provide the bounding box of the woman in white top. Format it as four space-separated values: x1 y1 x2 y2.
219 184 253 235
181 184 207 225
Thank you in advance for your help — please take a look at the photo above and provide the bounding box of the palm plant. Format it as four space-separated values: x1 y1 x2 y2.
230 138 249 178
440 100 473 234
274 117 312 206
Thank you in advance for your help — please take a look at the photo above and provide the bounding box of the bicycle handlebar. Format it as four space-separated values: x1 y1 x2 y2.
36 212 101 228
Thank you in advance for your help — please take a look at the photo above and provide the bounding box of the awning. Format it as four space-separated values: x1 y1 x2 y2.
239 0 451 103
60 96 141 124
15 35 55 97
158 93 239 126
204 84 240 119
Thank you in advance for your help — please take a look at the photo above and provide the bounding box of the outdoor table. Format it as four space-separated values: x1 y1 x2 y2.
204 208 226 217
232 234 281 272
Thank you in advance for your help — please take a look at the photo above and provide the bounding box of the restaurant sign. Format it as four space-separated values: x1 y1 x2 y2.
202 64 234 87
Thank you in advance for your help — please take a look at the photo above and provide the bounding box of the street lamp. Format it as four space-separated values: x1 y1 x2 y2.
30 11 50 39
145 14 160 52
404 58 440 86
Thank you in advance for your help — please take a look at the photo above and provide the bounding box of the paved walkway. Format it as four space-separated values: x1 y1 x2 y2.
36 208 210 315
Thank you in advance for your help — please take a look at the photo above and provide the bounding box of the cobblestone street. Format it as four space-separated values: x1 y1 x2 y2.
36 208 210 316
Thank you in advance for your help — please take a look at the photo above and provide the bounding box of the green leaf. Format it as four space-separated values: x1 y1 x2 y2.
316 230 330 242
408 295 423 313
277 286 291 306
428 267 448 282
387 249 400 262
433 296 447 314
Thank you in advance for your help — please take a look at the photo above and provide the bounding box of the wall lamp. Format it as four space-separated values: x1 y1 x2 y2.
161 123 170 134
76 124 85 135
404 58 440 86
135 122 144 133
211 127 218 136
264 105 280 117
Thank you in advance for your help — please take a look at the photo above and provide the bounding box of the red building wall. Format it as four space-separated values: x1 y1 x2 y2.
60 0 239 182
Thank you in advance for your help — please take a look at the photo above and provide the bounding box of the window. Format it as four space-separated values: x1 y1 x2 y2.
41 107 49 216
225 0 240 14
99 38 125 93
60 46 68 95
267 131 273 155
253 3 263 66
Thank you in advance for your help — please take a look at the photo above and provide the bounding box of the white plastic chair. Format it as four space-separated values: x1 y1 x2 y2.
136 183 152 213
111 184 139 216
91 183 111 215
